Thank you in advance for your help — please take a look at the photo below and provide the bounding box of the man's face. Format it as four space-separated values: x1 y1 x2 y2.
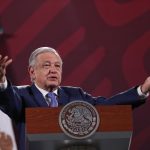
29 52 62 91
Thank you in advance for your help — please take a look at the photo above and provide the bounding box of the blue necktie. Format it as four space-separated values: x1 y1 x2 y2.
47 92 58 107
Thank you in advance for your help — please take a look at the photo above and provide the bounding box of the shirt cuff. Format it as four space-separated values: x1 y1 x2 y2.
0 79 8 90
137 86 149 99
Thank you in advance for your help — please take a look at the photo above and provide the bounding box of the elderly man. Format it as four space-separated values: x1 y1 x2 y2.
0 47 150 150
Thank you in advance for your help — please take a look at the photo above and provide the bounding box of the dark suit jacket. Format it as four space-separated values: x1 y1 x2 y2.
0 81 145 150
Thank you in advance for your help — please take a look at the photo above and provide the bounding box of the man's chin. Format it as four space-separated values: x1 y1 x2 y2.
47 84 58 91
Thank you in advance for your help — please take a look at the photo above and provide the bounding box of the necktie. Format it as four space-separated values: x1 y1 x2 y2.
47 92 58 107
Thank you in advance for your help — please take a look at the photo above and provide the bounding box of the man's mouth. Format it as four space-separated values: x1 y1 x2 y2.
48 76 58 80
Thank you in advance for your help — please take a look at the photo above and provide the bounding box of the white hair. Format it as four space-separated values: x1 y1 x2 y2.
29 47 62 67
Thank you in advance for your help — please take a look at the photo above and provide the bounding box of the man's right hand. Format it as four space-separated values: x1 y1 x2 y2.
0 55 12 83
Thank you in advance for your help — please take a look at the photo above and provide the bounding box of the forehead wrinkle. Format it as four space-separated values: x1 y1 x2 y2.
36 53 62 64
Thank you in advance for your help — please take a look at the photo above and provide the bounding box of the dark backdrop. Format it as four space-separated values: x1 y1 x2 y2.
0 0 150 149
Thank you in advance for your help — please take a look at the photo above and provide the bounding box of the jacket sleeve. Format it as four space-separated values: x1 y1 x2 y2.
0 81 23 121
78 86 145 107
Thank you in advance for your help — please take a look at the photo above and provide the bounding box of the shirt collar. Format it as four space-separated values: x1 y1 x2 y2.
34 83 58 97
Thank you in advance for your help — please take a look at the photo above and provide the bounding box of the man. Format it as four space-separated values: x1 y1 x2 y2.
0 47 150 150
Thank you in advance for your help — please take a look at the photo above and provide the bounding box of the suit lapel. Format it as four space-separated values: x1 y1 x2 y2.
58 87 70 106
30 85 69 106
31 84 48 107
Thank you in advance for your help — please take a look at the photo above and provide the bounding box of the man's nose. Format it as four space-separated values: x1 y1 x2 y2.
49 65 57 73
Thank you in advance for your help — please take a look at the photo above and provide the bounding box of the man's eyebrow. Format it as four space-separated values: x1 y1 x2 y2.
55 62 61 64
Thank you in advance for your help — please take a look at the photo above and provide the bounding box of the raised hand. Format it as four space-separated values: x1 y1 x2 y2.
0 55 12 83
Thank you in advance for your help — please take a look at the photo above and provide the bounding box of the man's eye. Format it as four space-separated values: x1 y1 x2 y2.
43 64 50 68
55 64 60 68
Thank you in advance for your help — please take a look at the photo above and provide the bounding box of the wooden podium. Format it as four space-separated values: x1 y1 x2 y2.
26 105 133 150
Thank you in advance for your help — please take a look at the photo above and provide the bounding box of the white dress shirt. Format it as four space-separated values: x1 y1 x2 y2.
34 83 58 105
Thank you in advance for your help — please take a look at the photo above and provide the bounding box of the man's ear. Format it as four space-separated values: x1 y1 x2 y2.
28 66 35 81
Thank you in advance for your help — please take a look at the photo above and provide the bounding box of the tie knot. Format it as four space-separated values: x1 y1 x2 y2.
47 92 55 98
47 92 58 107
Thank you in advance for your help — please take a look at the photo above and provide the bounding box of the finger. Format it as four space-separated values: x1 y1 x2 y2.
0 55 3 61
0 56 9 63
0 56 8 64
5 59 12 68
0 56 11 61
0 56 12 67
